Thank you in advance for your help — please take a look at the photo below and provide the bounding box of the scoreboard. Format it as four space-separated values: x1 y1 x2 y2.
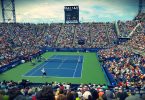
64 6 79 23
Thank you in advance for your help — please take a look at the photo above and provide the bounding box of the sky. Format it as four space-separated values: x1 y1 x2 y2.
0 0 144 23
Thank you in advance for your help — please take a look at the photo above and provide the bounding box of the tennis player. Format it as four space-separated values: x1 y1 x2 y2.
41 68 47 77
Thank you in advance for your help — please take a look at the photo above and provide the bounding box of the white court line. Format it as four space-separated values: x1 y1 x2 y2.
24 55 83 78
57 61 64 69
45 68 75 70
29 62 49 76
50 55 57 59
22 62 45 76
22 67 75 77
56 56 68 69
22 75 80 78
24 55 59 76
72 55 80 77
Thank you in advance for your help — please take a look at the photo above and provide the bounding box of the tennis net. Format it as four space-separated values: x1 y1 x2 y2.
45 58 82 63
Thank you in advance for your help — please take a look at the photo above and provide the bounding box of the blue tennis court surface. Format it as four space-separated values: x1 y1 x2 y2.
24 55 83 78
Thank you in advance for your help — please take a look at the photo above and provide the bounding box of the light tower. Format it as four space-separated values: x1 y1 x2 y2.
1 0 16 23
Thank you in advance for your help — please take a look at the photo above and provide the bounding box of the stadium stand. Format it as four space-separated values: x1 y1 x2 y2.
0 22 119 67
117 20 140 38
0 8 145 100
126 21 145 52
74 23 91 48
56 24 75 48
134 13 145 21
90 22 110 48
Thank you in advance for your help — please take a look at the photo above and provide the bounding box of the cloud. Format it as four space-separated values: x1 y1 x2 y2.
2 0 138 23
16 2 64 23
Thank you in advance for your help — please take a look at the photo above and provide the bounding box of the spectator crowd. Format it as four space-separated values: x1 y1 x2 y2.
0 22 119 67
0 80 145 100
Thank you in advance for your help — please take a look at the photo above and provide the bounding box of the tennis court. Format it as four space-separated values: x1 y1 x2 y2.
0 52 108 84
24 55 83 78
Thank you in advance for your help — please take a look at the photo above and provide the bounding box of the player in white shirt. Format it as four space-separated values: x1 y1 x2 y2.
41 68 47 77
